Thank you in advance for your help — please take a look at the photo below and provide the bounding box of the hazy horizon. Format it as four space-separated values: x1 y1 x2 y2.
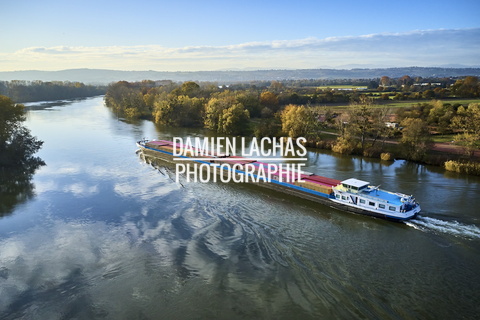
2 63 480 74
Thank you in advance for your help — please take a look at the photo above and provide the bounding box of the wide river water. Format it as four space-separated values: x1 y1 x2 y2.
1 96 479 319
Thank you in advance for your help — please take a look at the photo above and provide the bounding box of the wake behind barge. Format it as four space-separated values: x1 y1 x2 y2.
137 139 420 221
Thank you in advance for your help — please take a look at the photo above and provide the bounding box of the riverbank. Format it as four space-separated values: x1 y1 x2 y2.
300 133 480 175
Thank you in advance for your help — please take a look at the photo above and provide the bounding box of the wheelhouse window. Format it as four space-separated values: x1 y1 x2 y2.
389 206 396 211
336 194 340 199
359 199 365 204
343 184 359 191
369 201 375 206
341 196 347 200
379 204 386 209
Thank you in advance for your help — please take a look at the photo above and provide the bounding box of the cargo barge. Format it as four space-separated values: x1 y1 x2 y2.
137 139 420 221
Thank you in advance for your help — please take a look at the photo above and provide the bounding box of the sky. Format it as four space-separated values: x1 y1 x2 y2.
1 0 479 71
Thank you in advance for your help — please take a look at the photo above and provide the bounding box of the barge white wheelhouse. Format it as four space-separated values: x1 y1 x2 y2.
331 178 420 220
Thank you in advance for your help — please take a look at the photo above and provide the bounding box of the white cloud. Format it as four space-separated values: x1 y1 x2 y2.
1 28 479 71
0 220 141 314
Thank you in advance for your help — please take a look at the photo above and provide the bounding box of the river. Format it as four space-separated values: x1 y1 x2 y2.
1 96 479 319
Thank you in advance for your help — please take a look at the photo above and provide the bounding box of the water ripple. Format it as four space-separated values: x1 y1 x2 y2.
405 216 480 240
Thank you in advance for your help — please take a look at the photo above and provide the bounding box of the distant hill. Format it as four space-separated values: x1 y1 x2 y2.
1 67 479 84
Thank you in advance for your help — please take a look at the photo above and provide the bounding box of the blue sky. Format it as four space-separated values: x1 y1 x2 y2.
1 0 479 71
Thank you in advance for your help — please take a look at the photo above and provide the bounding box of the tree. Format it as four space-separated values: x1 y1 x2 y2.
268 81 285 93
451 76 480 98
254 117 281 138
0 95 44 168
451 103 480 157
121 92 149 119
332 135 356 154
453 133 480 158
280 104 319 139
426 100 454 134
367 80 379 89
204 97 229 131
143 91 156 107
339 96 387 153
105 81 150 119
260 107 274 118
399 118 433 161
236 91 261 118
332 96 387 155
370 106 394 150
153 95 204 127
178 81 201 97
346 98 372 151
218 103 250 135
422 90 435 99
203 91 251 133
259 91 279 112
399 75 414 87
380 76 391 87
451 103 480 134
0 80 105 103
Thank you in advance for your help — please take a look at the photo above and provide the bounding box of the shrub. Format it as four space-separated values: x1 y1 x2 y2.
363 147 381 158
380 152 394 161
444 160 480 175
316 141 327 149
332 137 355 154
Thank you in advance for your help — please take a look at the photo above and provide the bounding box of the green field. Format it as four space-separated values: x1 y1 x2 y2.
431 134 456 143
381 98 480 109
316 85 367 90
323 98 480 111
